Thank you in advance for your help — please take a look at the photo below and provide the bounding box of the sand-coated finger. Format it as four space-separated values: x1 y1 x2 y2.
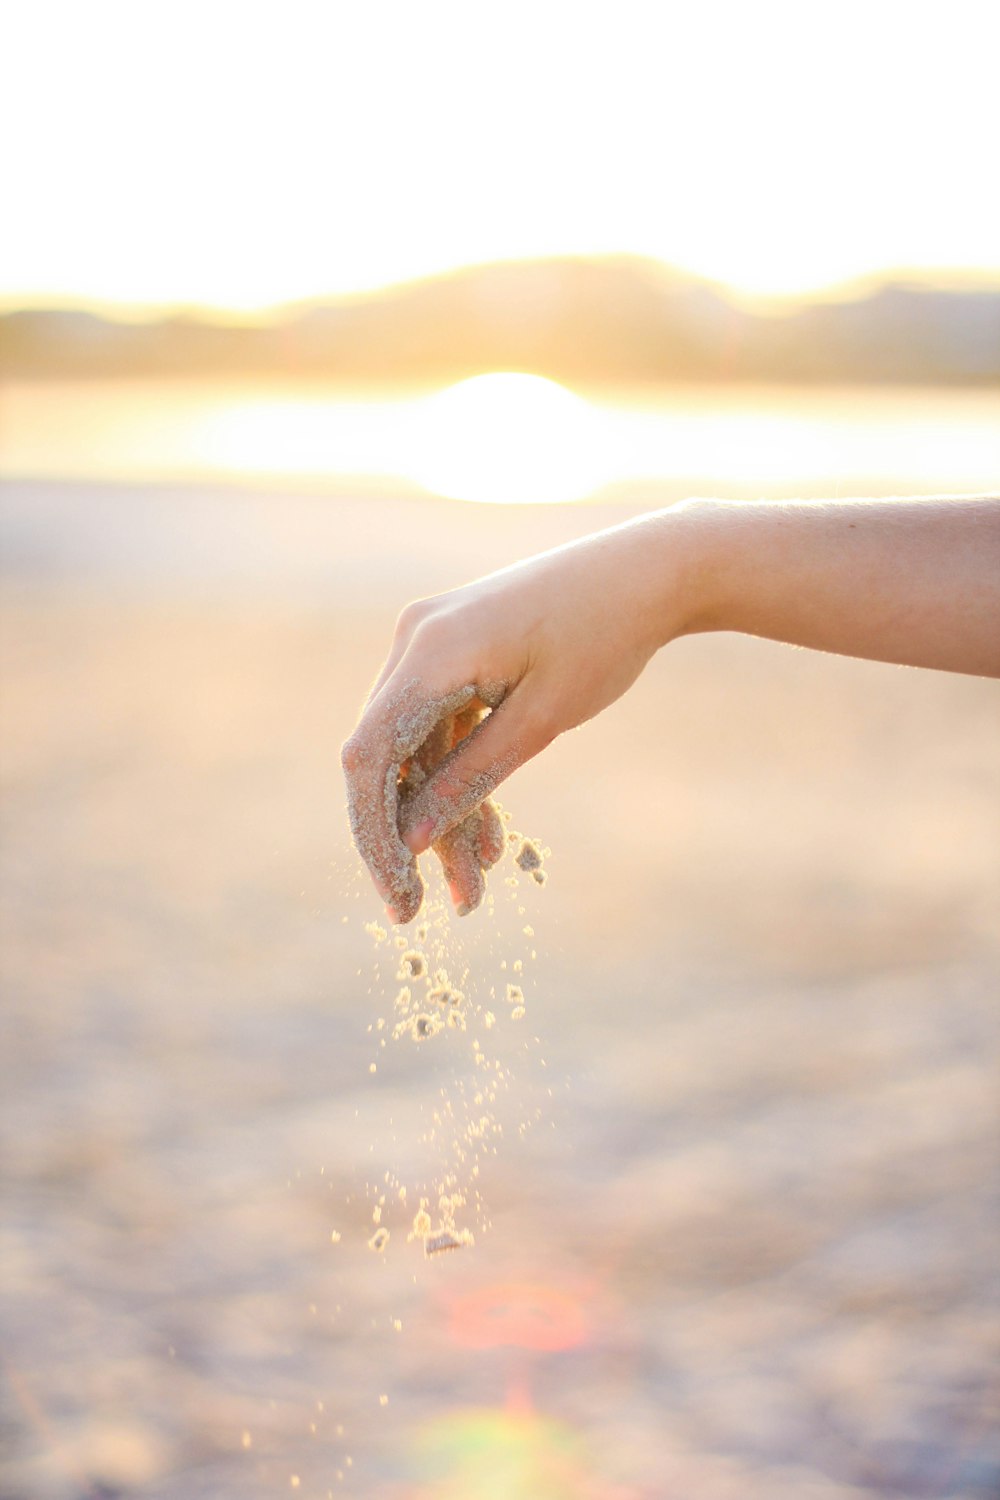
433 813 487 916
342 727 425 924
344 676 483 922
410 705 491 911
399 690 548 851
478 798 505 869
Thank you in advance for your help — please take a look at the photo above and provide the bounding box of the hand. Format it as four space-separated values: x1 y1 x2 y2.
394 690 508 919
342 493 1000 923
342 509 692 922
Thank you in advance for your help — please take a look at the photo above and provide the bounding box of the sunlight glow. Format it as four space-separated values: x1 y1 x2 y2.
2 379 998 499
405 376 611 505
191 395 405 478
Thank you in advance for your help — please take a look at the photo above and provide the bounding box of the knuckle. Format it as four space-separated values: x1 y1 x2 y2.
340 734 365 773
409 612 452 656
395 597 434 638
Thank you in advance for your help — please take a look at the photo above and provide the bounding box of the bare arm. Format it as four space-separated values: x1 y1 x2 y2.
343 494 1000 922
690 495 1000 676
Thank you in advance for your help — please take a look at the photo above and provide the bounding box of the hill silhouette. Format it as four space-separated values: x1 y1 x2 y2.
2 257 998 384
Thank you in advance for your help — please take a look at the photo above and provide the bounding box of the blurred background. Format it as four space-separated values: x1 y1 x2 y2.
1 2 998 1497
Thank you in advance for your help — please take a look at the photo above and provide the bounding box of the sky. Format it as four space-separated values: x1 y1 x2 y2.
3 0 999 315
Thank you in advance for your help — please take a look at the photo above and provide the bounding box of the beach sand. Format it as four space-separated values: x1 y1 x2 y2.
1 477 999 1498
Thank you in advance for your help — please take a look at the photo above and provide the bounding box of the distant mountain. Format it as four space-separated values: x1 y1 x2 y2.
2 257 998 384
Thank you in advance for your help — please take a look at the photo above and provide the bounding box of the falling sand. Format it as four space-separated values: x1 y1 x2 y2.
342 664 554 1258
343 809 550 1259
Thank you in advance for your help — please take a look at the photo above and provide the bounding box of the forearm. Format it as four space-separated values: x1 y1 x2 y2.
664 495 1000 677
345 491 998 920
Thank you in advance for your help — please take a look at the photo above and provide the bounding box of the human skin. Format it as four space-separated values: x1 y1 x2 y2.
342 494 1000 923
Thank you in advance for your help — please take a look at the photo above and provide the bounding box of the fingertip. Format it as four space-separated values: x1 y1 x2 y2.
456 878 485 917
385 864 425 925
446 865 483 917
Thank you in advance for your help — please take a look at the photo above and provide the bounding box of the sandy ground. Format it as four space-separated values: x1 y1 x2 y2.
1 477 999 1499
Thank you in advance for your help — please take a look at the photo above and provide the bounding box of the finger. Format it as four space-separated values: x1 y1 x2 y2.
400 688 551 854
407 702 497 912
343 677 482 922
342 728 424 925
433 814 486 917
478 798 505 869
364 602 431 708
364 638 407 710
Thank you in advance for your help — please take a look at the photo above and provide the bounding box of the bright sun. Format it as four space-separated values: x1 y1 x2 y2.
405 374 608 506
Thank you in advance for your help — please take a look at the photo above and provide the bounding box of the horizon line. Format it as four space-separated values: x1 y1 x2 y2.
2 253 1000 327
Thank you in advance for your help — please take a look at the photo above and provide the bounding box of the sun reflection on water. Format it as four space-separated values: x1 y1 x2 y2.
190 372 607 504
2 375 997 501
405 374 611 505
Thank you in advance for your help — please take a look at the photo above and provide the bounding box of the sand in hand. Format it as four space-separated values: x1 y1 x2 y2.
346 679 512 924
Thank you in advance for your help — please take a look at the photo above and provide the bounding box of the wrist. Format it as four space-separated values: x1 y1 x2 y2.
638 497 731 647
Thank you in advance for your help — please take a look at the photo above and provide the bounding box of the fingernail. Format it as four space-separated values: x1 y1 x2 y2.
455 901 471 918
405 817 435 855
385 904 399 925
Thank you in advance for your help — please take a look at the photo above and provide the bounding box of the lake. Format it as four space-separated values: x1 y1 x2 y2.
2 376 997 503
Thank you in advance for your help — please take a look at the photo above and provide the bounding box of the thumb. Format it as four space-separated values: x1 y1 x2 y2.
400 687 552 854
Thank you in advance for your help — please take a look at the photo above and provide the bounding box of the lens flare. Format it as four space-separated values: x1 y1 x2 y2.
409 1409 594 1500
447 1281 590 1352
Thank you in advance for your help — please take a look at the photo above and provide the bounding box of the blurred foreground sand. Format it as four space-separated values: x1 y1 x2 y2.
1 478 999 1499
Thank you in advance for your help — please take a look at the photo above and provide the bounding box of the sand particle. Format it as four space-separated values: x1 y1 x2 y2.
515 838 543 872
424 1230 465 1256
428 984 464 1008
